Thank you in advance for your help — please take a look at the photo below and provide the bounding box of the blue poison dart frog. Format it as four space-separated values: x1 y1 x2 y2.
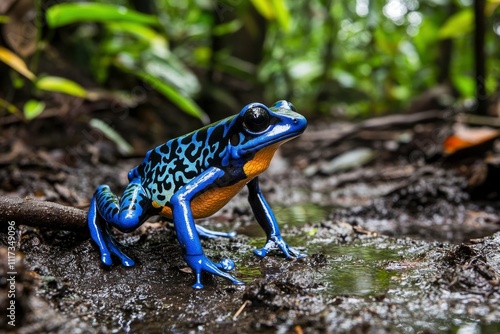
87 100 307 289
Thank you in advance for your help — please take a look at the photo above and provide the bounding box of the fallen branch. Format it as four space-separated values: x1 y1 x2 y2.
301 109 448 143
0 196 87 232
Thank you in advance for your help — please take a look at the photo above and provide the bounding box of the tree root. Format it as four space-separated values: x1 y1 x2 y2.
0 196 87 232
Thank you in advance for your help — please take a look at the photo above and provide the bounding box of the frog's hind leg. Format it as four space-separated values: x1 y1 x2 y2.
165 221 236 239
195 224 236 239
88 179 150 267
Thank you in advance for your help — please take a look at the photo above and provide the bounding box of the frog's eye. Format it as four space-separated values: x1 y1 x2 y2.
243 107 270 133
289 103 297 112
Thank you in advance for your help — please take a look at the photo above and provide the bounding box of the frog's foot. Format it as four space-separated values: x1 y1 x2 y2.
254 236 306 259
184 254 244 289
195 224 237 239
101 230 135 267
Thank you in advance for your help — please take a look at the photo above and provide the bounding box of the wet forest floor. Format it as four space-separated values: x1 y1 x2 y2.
2 110 500 333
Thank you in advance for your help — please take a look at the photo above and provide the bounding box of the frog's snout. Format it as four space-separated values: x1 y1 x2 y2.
292 114 308 131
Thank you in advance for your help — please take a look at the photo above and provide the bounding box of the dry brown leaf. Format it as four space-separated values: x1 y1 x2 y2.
443 124 500 155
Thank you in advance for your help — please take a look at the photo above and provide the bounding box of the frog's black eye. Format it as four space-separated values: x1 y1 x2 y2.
289 103 297 112
243 107 270 133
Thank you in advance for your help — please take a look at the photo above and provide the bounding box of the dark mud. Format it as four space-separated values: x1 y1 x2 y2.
2 144 500 333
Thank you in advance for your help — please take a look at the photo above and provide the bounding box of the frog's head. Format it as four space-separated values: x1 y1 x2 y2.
228 100 307 161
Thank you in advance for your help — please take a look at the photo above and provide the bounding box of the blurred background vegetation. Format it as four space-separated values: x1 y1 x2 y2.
0 0 499 153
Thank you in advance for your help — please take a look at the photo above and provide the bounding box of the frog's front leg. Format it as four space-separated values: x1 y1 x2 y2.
247 177 306 258
88 178 150 267
171 166 244 289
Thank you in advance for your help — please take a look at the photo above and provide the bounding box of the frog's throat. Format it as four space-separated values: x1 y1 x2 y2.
151 142 282 220
242 142 282 179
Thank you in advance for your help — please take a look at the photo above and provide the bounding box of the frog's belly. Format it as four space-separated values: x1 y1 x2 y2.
156 179 249 219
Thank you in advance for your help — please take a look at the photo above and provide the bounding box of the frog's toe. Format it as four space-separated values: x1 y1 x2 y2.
192 282 204 289
101 253 113 266
108 246 135 267
253 247 269 258
104 233 136 267
184 254 242 288
254 237 306 259
215 258 235 271
287 247 307 259
120 256 135 267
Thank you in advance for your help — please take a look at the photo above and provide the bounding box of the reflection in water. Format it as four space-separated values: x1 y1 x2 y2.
237 203 327 237
240 202 401 296
320 245 400 296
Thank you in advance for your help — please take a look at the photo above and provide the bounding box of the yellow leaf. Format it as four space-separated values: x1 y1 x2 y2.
0 46 36 81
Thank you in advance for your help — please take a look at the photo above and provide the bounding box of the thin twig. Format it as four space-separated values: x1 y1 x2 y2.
232 300 249 320
301 109 448 143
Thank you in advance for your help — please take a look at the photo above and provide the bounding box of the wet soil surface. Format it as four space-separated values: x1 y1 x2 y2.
2 133 500 333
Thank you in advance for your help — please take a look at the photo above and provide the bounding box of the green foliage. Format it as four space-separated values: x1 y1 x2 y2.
0 46 88 121
0 0 498 124
89 118 133 154
46 3 159 27
45 2 207 122
438 9 474 39
23 100 45 121
35 76 87 98
251 0 291 31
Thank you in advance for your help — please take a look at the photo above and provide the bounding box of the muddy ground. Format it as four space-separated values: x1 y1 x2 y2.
2 117 500 333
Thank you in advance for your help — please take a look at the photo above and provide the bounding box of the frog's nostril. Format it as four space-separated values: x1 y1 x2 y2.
293 118 298 124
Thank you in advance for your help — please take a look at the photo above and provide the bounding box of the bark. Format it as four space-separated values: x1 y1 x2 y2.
0 196 87 232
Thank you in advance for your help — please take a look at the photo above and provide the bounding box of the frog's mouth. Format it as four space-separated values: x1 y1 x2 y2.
240 131 303 155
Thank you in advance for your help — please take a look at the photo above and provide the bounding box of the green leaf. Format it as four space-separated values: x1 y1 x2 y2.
141 53 200 96
250 0 290 31
374 27 401 56
271 0 291 32
46 3 158 28
438 9 473 39
23 100 45 121
0 97 22 115
106 21 164 43
136 70 209 124
213 20 243 36
116 51 207 122
250 0 275 20
0 15 10 24
89 118 133 155
452 74 475 97
36 76 87 98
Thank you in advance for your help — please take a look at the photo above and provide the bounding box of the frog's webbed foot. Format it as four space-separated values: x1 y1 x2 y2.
254 235 306 259
88 183 145 268
101 227 135 267
195 224 237 239
184 254 243 289
90 214 135 267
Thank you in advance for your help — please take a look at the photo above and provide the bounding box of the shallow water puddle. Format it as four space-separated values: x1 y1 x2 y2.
237 202 411 296
318 244 401 296
236 202 328 237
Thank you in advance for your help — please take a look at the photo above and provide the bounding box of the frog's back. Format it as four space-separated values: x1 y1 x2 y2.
136 117 234 207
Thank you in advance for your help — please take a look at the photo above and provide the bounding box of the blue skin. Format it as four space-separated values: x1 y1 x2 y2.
87 100 308 289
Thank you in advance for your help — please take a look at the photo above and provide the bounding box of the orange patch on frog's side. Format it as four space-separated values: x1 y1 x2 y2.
153 142 282 220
